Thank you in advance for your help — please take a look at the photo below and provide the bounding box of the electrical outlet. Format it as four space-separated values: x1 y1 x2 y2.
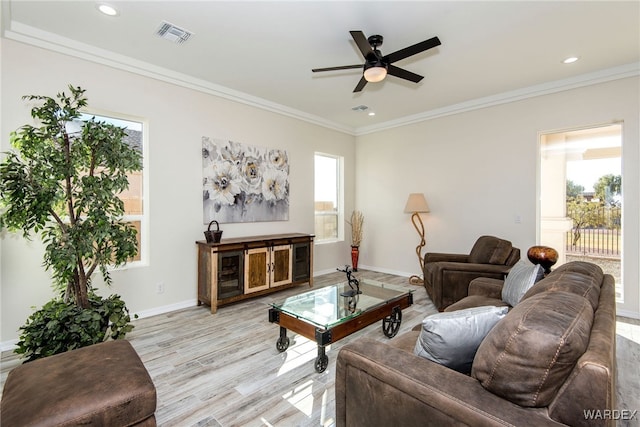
514 214 522 224
156 282 165 294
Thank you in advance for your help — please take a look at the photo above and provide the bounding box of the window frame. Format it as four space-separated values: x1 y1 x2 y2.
314 152 344 243
80 110 149 269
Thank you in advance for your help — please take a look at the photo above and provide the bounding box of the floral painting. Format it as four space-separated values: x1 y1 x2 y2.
202 137 289 223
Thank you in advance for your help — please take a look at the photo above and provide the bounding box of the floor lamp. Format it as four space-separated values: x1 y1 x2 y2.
404 193 430 285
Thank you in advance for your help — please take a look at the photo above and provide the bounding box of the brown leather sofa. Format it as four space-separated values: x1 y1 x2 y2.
336 262 616 427
423 235 520 311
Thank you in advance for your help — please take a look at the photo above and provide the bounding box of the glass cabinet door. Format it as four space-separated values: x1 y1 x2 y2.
292 242 311 282
217 250 243 299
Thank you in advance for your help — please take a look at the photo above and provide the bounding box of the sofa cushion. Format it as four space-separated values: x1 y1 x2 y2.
468 236 513 265
472 291 593 407
522 261 602 310
550 260 605 279
501 260 544 306
414 305 508 374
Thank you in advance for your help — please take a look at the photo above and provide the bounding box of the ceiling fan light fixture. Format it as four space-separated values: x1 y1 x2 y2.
364 65 387 83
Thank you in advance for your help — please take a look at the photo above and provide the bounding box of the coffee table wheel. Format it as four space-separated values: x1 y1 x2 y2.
276 336 290 352
382 307 402 338
314 354 329 373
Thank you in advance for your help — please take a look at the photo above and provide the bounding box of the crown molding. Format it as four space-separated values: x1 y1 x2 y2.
355 61 640 136
4 20 638 138
3 21 356 136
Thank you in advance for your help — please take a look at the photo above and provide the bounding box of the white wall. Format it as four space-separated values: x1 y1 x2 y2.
355 77 640 317
0 39 356 343
2 38 638 345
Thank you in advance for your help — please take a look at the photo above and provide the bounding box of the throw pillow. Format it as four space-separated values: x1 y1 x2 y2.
502 260 544 307
413 305 509 374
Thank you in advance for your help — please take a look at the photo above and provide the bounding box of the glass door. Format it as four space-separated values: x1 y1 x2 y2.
539 124 622 300
217 251 244 299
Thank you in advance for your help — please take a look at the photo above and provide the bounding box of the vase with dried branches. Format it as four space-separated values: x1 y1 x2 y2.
347 210 364 270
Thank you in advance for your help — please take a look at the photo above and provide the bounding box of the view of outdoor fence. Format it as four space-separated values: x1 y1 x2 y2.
566 206 621 256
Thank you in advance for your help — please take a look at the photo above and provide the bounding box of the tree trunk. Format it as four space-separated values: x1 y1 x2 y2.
67 266 90 308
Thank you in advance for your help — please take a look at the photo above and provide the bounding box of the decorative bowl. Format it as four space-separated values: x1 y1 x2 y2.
526 246 559 274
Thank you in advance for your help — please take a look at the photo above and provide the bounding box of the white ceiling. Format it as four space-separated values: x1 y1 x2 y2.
2 1 639 134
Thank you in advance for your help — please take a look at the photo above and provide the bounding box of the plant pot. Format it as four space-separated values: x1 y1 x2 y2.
204 220 223 244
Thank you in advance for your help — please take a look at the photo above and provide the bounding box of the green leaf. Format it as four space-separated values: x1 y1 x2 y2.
2 85 140 308
15 294 134 361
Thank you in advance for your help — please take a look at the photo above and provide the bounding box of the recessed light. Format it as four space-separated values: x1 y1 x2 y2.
562 56 579 64
97 3 119 16
368 111 376 116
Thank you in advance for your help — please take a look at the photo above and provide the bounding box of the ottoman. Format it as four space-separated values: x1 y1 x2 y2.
1 340 156 426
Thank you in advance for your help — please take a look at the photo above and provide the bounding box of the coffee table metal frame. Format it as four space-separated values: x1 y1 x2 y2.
268 279 414 372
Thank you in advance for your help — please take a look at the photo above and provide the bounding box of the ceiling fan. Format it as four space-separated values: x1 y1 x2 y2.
312 30 441 93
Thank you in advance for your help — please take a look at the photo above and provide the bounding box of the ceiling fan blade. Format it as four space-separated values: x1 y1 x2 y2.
385 36 441 64
387 65 424 83
350 30 374 58
312 64 363 72
353 76 368 93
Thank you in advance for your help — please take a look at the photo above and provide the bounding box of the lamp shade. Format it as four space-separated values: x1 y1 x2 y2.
404 193 430 213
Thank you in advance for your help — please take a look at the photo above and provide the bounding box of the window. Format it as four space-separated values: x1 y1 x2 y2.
314 153 343 241
80 113 147 265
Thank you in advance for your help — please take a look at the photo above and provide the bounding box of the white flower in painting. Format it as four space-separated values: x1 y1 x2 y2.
205 161 242 205
219 140 244 167
240 155 263 194
202 137 218 168
268 149 288 171
262 168 288 202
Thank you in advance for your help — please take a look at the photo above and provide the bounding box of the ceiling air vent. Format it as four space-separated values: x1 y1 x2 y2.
156 21 193 44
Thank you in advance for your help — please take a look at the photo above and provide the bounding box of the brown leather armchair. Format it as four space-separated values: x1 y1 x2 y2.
423 235 520 310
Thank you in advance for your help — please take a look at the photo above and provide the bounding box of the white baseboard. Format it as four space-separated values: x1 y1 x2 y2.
0 339 18 352
357 264 413 278
617 309 640 320
132 299 198 319
313 268 339 277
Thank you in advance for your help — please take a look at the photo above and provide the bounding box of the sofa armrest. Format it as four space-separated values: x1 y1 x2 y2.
335 338 561 427
423 262 512 310
424 252 469 263
435 262 512 276
468 277 505 299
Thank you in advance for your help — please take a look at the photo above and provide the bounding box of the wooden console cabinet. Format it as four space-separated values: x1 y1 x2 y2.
197 233 314 313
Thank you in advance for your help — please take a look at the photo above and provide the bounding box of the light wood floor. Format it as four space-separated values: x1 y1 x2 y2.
2 270 639 427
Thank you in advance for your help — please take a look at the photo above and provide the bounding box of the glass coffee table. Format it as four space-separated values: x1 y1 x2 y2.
268 278 414 372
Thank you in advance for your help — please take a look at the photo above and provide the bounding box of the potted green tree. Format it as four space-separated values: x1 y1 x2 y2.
0 85 141 361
